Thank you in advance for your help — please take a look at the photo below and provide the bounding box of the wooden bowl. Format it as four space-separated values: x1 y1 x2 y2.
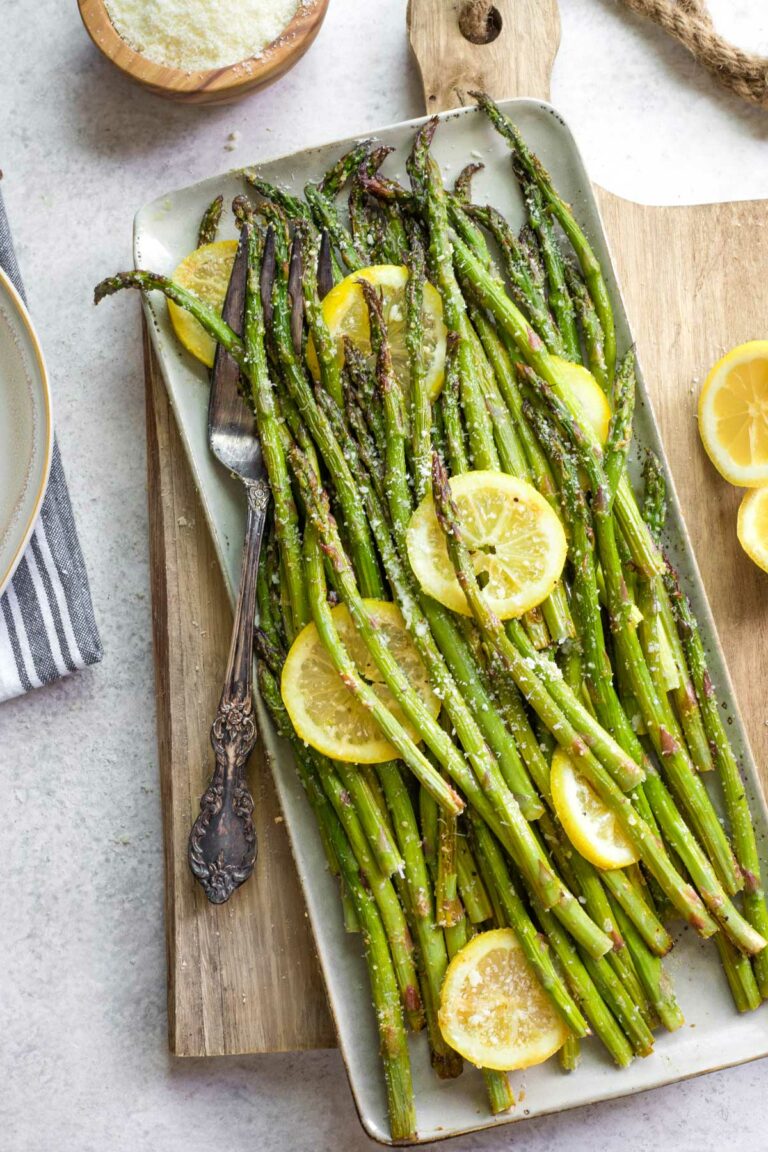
77 0 330 104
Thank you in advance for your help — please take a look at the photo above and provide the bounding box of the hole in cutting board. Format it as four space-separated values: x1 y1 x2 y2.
459 2 502 45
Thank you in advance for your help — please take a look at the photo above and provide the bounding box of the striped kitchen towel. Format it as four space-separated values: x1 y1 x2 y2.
0 187 102 701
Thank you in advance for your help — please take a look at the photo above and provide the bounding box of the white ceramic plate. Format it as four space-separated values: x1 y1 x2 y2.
135 101 768 1145
0 266 52 598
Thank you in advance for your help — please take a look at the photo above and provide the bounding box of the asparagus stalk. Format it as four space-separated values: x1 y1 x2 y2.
258 664 416 1139
293 452 612 958
470 91 616 385
526 398 767 958
564 263 609 391
466 202 564 355
297 224 344 407
608 898 685 1031
665 562 768 995
243 170 313 223
429 453 731 940
449 231 660 578
638 452 715 772
436 782 463 928
334 760 404 879
197 194 223 247
348 146 395 263
453 161 484 203
540 812 660 1028
301 519 464 816
526 376 750 903
376 761 463 1077
319 140 374 198
529 894 634 1068
317 378 545 820
242 226 310 636
516 174 580 362
313 754 423 1029
305 181 364 273
455 834 494 924
470 813 590 1038
408 120 500 471
405 230 432 503
332 294 546 820
272 233 385 599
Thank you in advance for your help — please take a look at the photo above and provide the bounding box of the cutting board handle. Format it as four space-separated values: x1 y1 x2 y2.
408 0 561 111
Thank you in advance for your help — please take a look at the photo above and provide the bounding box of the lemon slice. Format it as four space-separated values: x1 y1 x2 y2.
551 356 611 444
280 600 439 764
550 747 639 870
438 928 568 1071
738 487 768 574
406 470 567 619
698 341 768 486
307 264 447 401
167 239 238 368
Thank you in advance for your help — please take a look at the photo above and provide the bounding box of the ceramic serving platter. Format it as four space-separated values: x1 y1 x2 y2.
135 100 768 1144
0 267 52 599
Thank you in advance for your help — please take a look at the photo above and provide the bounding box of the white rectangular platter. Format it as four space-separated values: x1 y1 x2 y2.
135 100 768 1144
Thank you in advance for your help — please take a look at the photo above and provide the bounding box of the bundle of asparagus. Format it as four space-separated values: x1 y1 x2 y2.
96 95 768 1142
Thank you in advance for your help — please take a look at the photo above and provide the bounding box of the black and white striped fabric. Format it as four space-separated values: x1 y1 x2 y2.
0 188 101 700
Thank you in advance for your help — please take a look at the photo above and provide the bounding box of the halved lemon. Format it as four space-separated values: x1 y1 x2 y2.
698 341 768 486
438 928 569 1071
551 356 612 444
307 264 447 400
550 747 639 870
280 600 439 764
167 239 237 368
406 471 567 619
737 487 768 574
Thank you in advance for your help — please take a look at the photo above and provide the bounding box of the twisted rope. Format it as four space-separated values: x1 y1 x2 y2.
621 0 768 108
456 0 768 108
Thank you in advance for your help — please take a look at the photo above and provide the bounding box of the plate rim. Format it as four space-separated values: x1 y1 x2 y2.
0 264 53 599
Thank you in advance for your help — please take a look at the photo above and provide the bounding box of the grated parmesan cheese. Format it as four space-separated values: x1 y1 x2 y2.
104 0 302 72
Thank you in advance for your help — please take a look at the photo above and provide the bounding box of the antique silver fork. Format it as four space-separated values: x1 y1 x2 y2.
188 225 271 904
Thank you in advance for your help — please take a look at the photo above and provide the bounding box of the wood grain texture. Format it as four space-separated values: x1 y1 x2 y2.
145 0 768 1059
78 0 329 104
408 0 560 109
145 325 335 1056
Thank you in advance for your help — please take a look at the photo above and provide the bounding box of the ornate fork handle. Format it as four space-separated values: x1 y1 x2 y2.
188 478 270 903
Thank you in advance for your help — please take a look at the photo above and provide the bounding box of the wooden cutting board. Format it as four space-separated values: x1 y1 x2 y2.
145 0 768 1058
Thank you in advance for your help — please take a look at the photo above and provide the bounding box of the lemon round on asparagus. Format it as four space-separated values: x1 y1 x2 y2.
306 264 448 400
167 239 238 368
406 470 567 619
737 487 768 574
280 600 439 764
698 341 768 486
550 747 639 870
438 928 568 1071
550 356 612 443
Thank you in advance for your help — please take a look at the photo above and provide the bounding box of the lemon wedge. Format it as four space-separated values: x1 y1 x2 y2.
280 600 439 764
406 470 567 619
550 747 639 870
307 264 447 400
167 239 238 368
438 928 569 1071
698 341 768 486
737 486 768 574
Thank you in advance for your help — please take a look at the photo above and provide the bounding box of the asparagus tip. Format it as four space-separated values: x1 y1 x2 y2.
93 271 142 305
